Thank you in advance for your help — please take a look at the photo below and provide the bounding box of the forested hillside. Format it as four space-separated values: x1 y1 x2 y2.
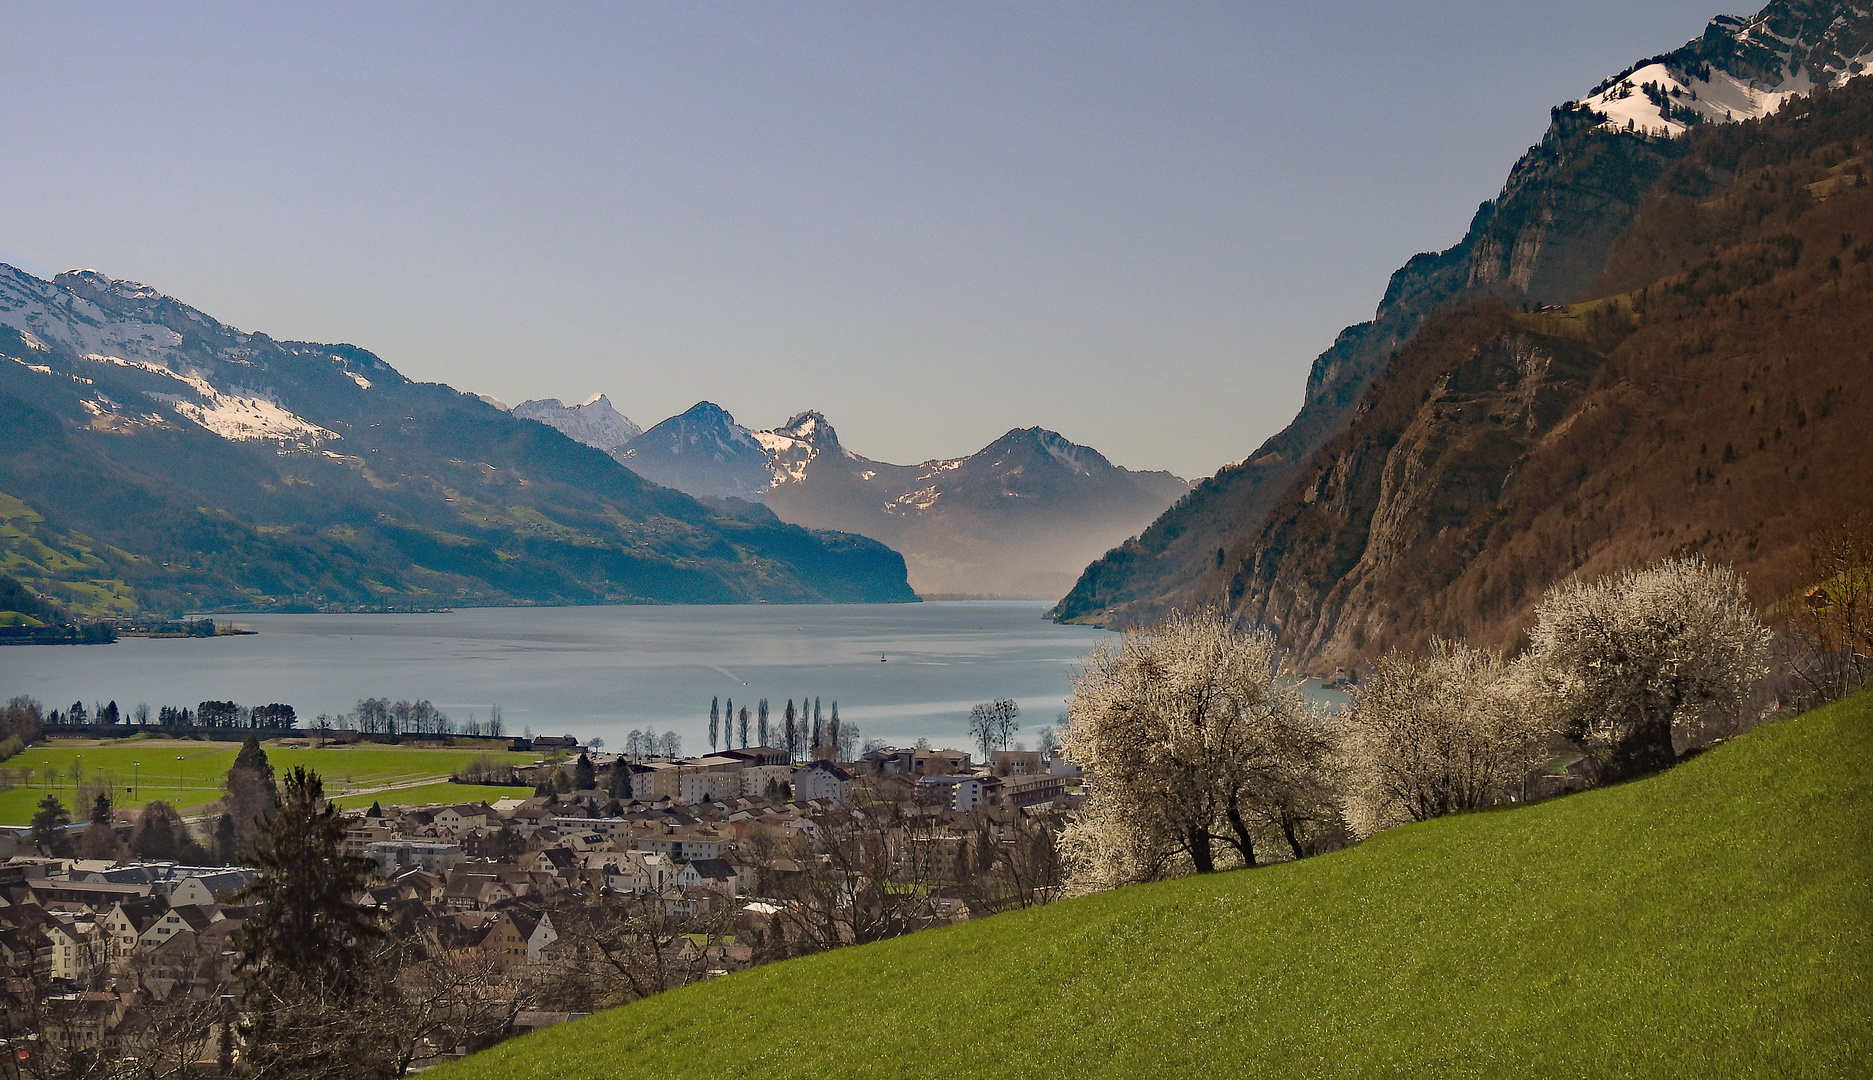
0 273 915 615
1056 5 1873 674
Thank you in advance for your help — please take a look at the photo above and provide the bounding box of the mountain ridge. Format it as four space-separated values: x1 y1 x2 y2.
599 400 1188 597
1053 0 1873 635
0 267 916 614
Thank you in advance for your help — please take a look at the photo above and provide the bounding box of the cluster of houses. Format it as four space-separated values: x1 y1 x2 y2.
0 859 253 1059
0 741 1082 1063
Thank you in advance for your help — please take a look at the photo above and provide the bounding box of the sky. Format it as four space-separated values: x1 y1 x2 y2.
1 1 1731 478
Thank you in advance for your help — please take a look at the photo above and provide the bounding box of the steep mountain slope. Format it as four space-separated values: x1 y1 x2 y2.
0 270 915 614
756 413 1189 597
1054 0 1873 629
435 694 1873 1080
609 405 1187 597
613 401 776 502
1184 68 1873 673
511 394 642 453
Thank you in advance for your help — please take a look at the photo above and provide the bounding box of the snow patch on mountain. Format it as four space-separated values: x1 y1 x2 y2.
1574 3 1873 137
82 353 335 446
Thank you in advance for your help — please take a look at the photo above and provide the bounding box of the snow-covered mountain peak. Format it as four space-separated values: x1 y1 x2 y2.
771 410 847 451
513 393 641 452
1575 1 1873 137
54 269 165 303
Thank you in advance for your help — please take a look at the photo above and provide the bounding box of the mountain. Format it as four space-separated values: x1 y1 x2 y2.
512 394 642 453
758 413 1190 598
607 405 1188 597
0 268 916 614
1054 0 1873 654
614 401 776 502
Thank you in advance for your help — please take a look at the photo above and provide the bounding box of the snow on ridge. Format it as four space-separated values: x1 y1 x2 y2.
0 270 185 368
513 393 642 451
346 371 372 390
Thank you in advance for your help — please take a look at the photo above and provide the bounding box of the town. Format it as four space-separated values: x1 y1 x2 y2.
0 732 1082 1071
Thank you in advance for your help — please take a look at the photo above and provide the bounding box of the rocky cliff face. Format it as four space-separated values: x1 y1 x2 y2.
1053 0 1873 632
1206 75 1873 672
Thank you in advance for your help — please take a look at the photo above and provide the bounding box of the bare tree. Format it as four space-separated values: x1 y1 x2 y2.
374 937 532 1076
1526 555 1771 782
968 700 1020 763
539 893 734 1011
754 795 948 955
956 808 1067 915
1775 513 1873 709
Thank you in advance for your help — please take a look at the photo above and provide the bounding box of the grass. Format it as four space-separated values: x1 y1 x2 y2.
0 740 538 824
330 782 535 810
437 693 1872 1080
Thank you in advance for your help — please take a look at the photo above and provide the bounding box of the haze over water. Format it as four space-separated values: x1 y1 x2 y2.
2 601 1117 752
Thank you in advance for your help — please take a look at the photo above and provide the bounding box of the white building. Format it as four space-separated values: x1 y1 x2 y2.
365 839 463 876
793 762 854 805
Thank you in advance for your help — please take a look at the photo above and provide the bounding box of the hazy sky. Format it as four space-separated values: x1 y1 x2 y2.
3 2 1726 478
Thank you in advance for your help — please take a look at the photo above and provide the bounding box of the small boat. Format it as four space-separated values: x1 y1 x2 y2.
879 653 888 662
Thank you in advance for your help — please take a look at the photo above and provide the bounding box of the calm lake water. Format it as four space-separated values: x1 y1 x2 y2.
0 601 1121 752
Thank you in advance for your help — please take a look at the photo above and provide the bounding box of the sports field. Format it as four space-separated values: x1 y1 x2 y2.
0 738 545 824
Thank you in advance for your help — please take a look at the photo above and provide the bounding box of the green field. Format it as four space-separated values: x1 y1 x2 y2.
331 782 536 810
437 693 1872 1080
0 739 543 824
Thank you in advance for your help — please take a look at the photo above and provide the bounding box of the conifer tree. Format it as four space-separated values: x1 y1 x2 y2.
31 793 71 856
709 696 720 752
215 812 239 865
738 707 750 748
574 753 596 791
758 699 770 747
79 791 121 858
234 766 388 1076
132 801 186 861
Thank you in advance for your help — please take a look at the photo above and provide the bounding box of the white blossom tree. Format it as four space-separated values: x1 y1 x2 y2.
1526 555 1770 781
1060 610 1338 888
1343 638 1553 836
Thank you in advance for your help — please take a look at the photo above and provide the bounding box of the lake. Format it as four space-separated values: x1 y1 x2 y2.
0 601 1121 753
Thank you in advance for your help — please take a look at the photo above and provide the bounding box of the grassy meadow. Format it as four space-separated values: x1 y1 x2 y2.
330 781 535 811
437 693 1872 1080
0 739 543 824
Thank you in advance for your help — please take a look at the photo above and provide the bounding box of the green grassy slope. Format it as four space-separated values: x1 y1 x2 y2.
440 693 1872 1079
